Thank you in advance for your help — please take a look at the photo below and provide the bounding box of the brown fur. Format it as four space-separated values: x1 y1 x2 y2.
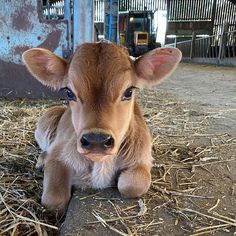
22 42 181 212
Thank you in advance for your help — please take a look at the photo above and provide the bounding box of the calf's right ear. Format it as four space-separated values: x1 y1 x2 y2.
22 48 68 90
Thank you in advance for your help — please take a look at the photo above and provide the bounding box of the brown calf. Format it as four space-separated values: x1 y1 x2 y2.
22 42 181 212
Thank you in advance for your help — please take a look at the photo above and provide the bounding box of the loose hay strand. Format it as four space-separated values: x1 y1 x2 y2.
179 208 236 227
208 199 221 212
191 224 231 236
194 223 230 233
92 210 129 236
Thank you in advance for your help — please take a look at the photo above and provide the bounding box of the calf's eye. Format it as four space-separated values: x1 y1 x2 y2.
62 87 76 101
121 86 136 101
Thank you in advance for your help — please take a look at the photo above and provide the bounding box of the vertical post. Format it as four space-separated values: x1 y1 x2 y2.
64 0 71 51
218 22 229 64
104 0 109 40
108 0 113 40
117 0 120 44
211 0 217 35
165 0 170 45
73 0 94 50
46 0 50 19
105 0 118 42
190 31 196 60
174 36 177 48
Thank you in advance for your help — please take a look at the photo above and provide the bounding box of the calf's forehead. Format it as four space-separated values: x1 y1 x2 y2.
68 43 133 96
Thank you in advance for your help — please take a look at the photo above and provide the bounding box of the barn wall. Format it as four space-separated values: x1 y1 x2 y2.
166 0 236 36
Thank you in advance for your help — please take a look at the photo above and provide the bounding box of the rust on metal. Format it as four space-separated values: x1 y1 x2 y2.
38 30 62 52
14 46 31 57
11 3 34 31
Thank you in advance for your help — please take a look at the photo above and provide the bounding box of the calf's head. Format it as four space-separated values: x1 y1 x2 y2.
23 43 181 161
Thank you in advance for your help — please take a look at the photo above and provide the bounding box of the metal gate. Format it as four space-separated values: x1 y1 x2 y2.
0 0 93 98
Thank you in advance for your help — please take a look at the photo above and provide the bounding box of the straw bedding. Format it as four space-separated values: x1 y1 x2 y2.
0 89 235 235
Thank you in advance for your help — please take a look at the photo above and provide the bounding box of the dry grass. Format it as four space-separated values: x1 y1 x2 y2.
0 89 236 235
0 99 65 236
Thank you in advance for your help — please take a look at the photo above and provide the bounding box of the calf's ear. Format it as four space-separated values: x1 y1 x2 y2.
22 48 67 90
134 47 182 87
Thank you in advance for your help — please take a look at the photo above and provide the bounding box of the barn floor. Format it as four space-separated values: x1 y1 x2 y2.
1 63 236 236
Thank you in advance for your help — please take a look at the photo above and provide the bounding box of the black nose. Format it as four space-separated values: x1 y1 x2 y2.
80 132 114 150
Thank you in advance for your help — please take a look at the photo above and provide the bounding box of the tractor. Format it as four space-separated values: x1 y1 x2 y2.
119 11 159 56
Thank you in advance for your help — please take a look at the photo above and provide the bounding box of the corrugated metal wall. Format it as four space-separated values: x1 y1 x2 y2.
214 0 236 34
119 0 167 11
168 0 236 33
168 0 214 21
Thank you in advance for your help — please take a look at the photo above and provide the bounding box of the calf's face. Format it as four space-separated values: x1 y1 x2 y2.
23 43 181 161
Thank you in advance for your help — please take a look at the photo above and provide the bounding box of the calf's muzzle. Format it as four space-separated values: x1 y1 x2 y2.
80 132 114 151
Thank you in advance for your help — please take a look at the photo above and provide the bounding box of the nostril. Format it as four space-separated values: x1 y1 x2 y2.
80 135 90 148
103 136 114 148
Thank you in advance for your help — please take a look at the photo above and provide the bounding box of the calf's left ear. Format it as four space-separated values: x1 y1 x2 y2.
134 47 182 87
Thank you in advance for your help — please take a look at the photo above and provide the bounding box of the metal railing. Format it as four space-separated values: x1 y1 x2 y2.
42 0 104 22
166 29 236 65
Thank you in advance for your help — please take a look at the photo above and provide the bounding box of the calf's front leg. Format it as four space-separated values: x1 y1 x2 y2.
118 164 151 198
42 159 72 213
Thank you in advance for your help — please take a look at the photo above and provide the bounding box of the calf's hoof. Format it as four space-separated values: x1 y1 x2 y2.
35 151 47 173
118 183 148 198
35 164 44 173
117 169 151 198
41 192 70 213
